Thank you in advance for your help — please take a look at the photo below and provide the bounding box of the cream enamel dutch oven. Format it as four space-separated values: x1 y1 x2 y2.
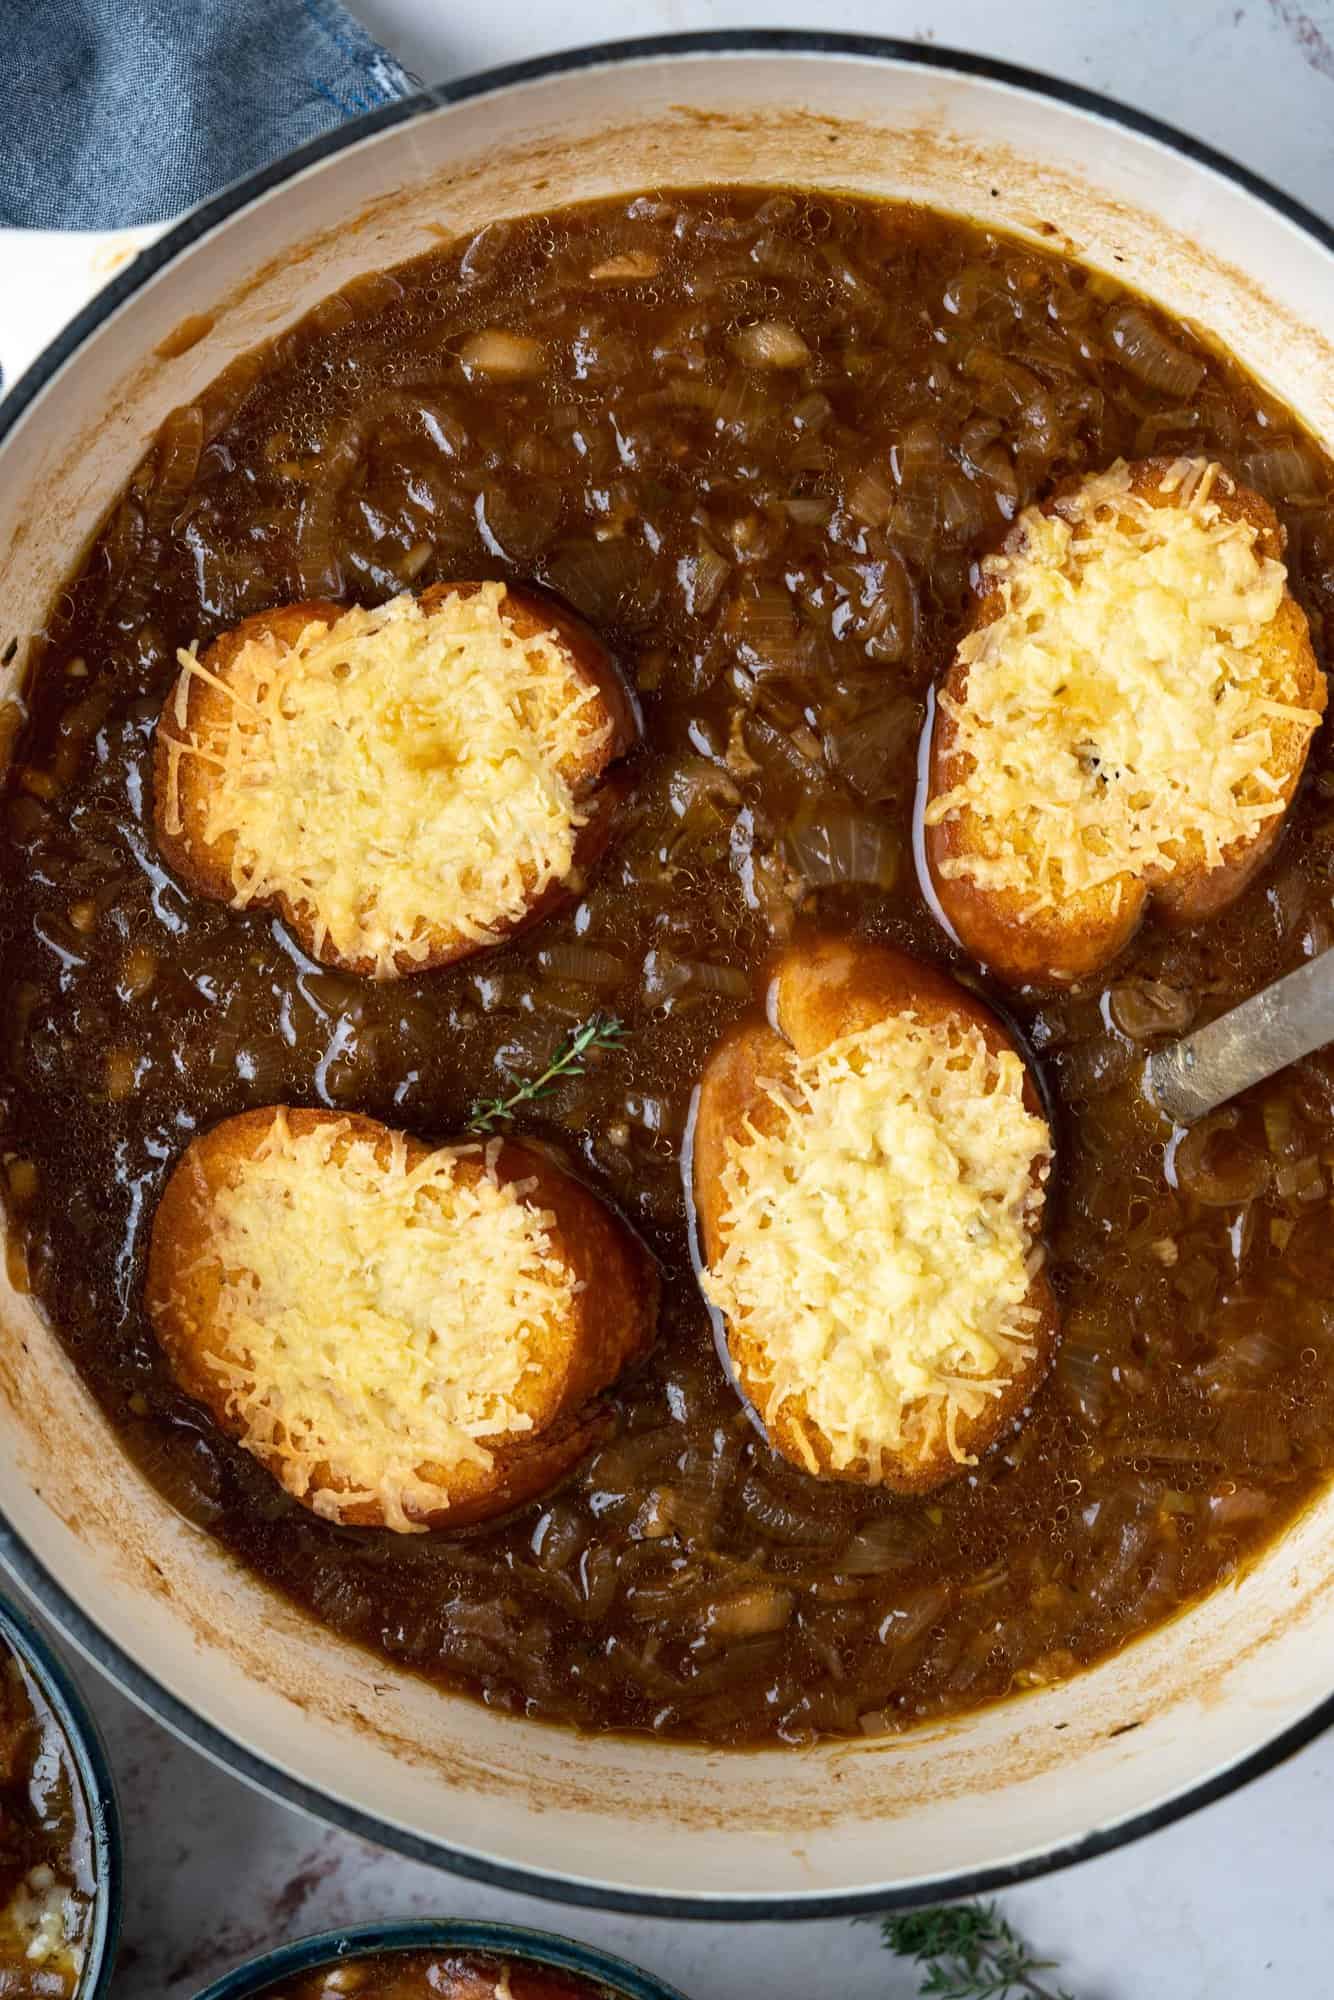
3 31 1334 1918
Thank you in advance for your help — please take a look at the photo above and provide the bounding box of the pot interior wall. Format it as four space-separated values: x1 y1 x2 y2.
2 46 1333 1905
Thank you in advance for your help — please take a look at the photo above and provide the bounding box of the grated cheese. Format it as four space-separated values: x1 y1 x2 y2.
701 1013 1051 1475
1 1864 84 1974
923 458 1322 917
198 1112 577 1530
163 583 610 977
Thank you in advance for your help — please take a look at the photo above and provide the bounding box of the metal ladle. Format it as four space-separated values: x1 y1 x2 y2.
1146 949 1334 1124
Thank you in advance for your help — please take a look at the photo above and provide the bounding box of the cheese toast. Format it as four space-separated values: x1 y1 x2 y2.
153 580 639 979
924 457 1325 986
146 1106 659 1531
692 935 1057 1492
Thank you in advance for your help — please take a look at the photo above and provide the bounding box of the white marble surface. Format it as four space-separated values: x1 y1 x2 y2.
12 2 1334 1994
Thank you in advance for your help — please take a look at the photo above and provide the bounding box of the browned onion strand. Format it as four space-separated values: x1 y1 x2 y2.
781 798 900 889
1109 978 1195 1041
1104 304 1207 396
1175 1111 1272 1207
5 185 1334 1747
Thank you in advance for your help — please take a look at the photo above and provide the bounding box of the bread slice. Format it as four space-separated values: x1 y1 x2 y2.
924 456 1325 986
146 1106 659 1531
153 580 640 980
692 935 1057 1493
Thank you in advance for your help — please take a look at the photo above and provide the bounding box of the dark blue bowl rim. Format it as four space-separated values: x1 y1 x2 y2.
191 1918 688 2000
0 1592 123 1999
1 26 1333 1922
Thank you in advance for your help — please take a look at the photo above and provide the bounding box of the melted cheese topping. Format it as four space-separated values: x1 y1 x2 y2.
924 458 1320 917
200 1114 576 1530
163 584 610 976
702 1014 1051 1476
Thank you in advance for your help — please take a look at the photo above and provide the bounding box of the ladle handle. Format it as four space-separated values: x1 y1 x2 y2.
1146 949 1334 1125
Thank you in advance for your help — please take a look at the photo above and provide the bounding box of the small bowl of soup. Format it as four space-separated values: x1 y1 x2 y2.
190 1920 685 2000
0 1595 121 1998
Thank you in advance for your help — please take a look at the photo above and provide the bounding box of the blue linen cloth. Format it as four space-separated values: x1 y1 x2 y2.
8 0 412 230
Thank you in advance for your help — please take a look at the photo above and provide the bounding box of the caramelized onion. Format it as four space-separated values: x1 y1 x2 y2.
1109 978 1194 1041
824 695 922 801
1207 1485 1275 1530
591 251 661 283
1105 305 1206 396
149 405 204 533
726 582 803 671
845 464 895 527
1204 1327 1291 1383
1174 1111 1270 1207
715 372 777 437
1055 1325 1113 1426
641 949 747 1006
125 1422 224 1529
702 1586 794 1642
532 1502 587 1570
1214 1395 1291 1466
458 221 516 280
877 1583 952 1649
1112 1436 1207 1465
681 537 731 616
790 390 831 433
733 320 810 369
546 537 657 625
337 271 405 321
840 1515 924 1575
539 944 626 988
1275 1155 1325 1202
1239 441 1320 501
738 1473 842 1548
782 799 900 890
459 329 544 378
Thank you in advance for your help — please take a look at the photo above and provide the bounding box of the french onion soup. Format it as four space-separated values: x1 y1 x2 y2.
3 189 1334 1746
257 1950 625 1999
0 1635 96 1997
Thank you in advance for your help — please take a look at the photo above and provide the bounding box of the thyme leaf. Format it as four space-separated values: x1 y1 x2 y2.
882 1903 1075 2000
467 1012 626 1134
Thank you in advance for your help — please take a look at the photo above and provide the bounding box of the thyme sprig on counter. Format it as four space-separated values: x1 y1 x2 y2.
467 1012 626 1133
883 1904 1075 2000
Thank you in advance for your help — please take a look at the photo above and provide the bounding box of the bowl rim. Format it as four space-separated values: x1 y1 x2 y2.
189 1916 689 2000
0 1591 124 1998
3 25 1334 1922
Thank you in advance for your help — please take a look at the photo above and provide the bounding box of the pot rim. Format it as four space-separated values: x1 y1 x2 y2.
0 1590 123 1998
3 26 1334 1922
189 1916 688 2000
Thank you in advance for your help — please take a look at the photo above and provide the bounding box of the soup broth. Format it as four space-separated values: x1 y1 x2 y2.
3 190 1334 1745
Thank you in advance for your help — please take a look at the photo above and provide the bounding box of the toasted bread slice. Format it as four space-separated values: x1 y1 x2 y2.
153 580 640 979
146 1106 659 1531
924 457 1325 986
692 935 1057 1493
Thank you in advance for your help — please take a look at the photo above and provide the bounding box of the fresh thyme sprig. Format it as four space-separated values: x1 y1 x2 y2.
882 1903 1075 2000
467 1012 626 1134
